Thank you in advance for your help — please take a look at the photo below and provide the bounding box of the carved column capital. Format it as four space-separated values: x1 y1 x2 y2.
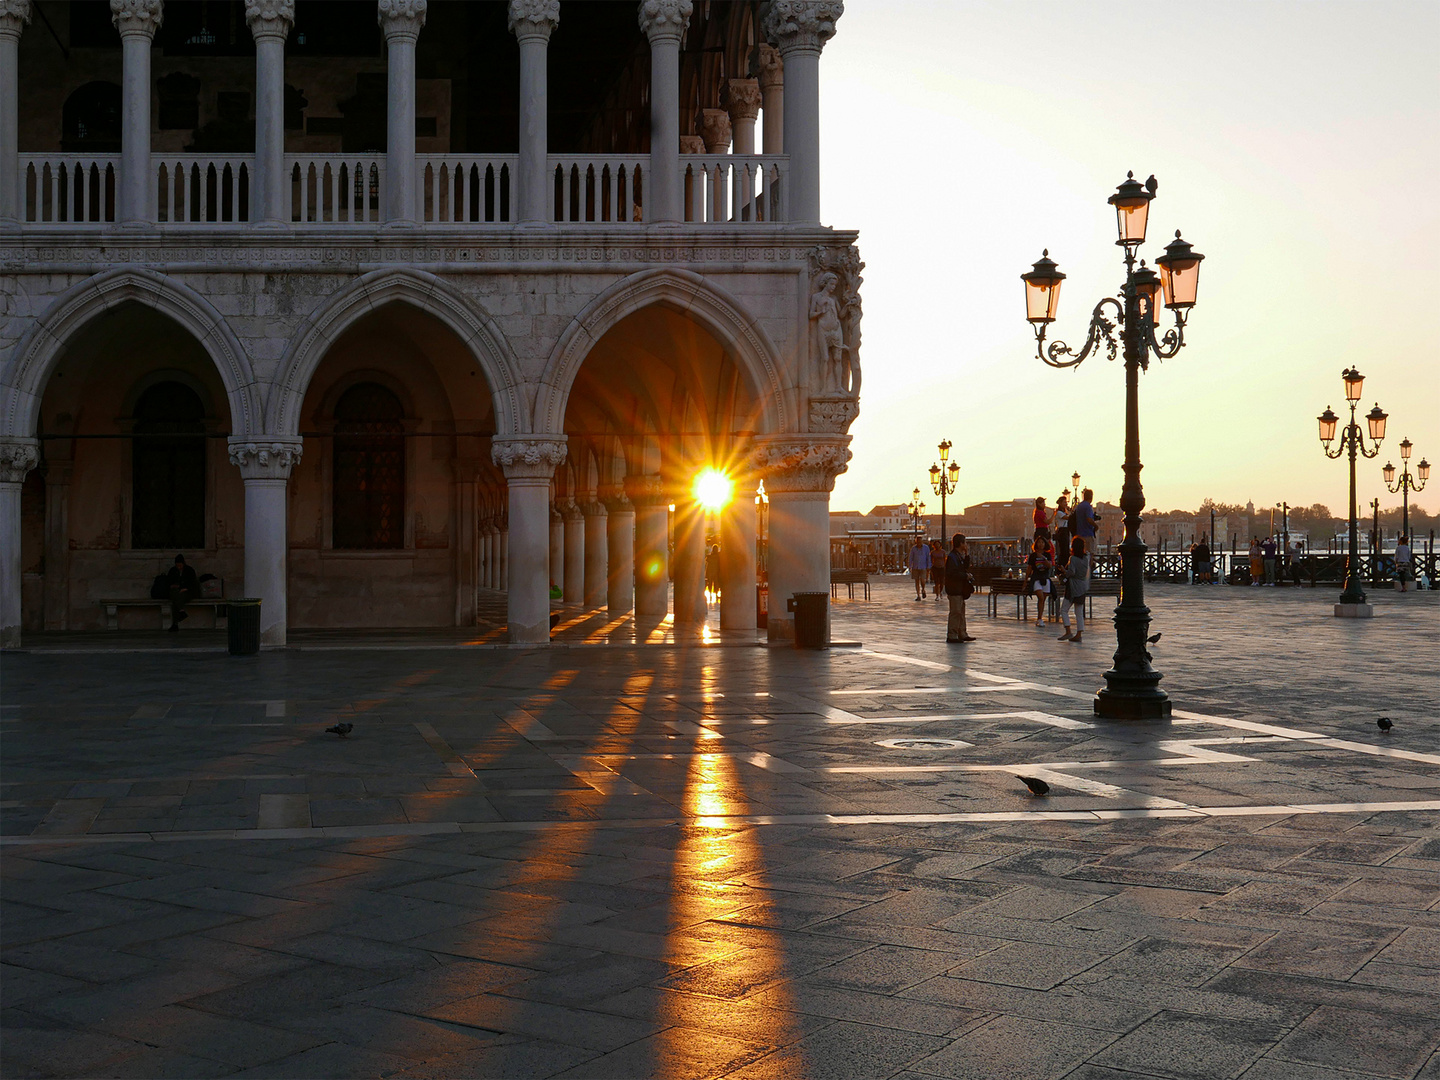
563 501 585 522
747 437 852 494
507 0 558 44
599 485 632 514
228 438 303 481
0 439 39 484
637 0 691 45
762 0 842 56
0 0 32 40
695 108 732 153
109 0 163 39
753 42 783 89
491 437 566 480
377 0 426 42
582 500 608 519
679 135 706 154
624 474 669 507
245 0 293 41
722 78 762 124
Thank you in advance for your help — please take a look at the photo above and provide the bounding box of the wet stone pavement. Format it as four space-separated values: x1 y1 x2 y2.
2 580 1438 1079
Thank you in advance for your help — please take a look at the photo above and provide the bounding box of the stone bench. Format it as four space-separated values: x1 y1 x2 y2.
99 599 229 631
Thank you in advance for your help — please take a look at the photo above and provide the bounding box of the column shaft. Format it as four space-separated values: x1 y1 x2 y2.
638 3 689 223
506 481 552 641
633 502 669 616
243 478 290 646
563 507 584 603
498 527 509 592
42 463 71 630
672 498 706 625
517 36 548 221
720 491 757 630
549 507 564 591
0 482 23 646
781 47 820 223
0 5 26 224
756 43 783 156
764 488 831 641
252 31 288 224
454 471 477 625
605 502 635 615
378 0 425 224
118 29 154 222
583 504 608 609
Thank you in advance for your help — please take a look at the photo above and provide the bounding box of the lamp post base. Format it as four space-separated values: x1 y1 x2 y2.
1094 688 1173 720
1333 603 1374 619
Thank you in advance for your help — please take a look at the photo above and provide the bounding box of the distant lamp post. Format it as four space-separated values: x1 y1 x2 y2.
906 488 927 538
1276 502 1290 583
1382 438 1428 539
1020 171 1204 720
929 440 960 542
1318 367 1386 615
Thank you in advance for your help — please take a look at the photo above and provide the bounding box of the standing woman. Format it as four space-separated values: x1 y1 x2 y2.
1249 537 1264 586
1058 537 1090 642
1025 536 1053 628
1033 497 1052 540
929 539 947 601
1053 494 1073 571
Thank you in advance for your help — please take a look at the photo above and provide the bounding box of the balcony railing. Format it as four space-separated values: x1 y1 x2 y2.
15 152 790 229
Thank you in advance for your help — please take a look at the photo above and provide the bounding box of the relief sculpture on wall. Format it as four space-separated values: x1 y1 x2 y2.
807 244 864 433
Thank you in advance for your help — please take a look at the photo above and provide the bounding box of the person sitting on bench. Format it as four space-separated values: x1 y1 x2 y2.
166 554 199 632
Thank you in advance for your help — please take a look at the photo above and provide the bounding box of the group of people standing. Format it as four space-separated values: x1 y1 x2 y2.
1246 536 1304 586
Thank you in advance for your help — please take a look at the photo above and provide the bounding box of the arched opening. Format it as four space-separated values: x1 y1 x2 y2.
289 302 499 629
62 81 122 152
131 382 207 550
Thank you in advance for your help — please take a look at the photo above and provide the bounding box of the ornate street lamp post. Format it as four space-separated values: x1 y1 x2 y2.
929 440 960 543
1382 438 1429 540
1317 367 1387 614
907 487 927 538
1019 172 1204 720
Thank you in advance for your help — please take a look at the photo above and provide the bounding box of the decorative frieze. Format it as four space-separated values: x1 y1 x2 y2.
244 0 294 40
507 0 558 43
0 439 38 483
491 437 566 479
808 395 859 434
762 0 843 55
748 437 851 494
109 0 163 37
228 438 303 480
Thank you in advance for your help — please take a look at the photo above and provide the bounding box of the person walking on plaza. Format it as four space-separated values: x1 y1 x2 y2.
1033 497 1052 540
1025 536 1053 628
1262 535 1278 585
1395 534 1414 592
166 553 199 632
1249 537 1264 586
929 539 947 601
944 534 976 643
1058 537 1090 642
908 537 931 600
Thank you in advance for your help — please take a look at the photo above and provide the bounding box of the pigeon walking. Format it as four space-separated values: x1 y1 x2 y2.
1018 776 1050 796
325 722 354 738
1147 633 1162 644
1377 718 1393 732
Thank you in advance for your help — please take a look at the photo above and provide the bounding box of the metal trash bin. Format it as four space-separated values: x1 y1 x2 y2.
787 591 829 650
226 598 261 656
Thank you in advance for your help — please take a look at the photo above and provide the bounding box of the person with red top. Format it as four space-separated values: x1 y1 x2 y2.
1033 497 1052 539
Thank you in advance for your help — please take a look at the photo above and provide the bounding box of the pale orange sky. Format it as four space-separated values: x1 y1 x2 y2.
818 1 1439 519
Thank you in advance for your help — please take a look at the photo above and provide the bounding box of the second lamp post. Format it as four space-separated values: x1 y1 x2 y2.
1383 438 1429 540
1020 171 1204 720
929 440 960 543
1317 367 1387 615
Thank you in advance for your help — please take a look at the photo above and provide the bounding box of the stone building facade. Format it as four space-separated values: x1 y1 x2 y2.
0 0 859 647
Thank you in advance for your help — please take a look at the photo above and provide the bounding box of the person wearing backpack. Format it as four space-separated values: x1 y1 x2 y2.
944 534 976 643
1025 536 1053 628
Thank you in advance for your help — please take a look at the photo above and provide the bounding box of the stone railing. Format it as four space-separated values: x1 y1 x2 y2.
418 154 516 224
19 154 119 223
548 154 649 224
683 155 787 223
13 152 792 229
286 154 385 225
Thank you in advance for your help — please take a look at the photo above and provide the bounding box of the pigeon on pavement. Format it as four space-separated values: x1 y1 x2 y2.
1018 776 1050 796
325 722 354 738
1147 633 1162 644
1377 718 1393 732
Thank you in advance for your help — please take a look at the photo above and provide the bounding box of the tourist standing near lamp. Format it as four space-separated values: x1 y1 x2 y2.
1025 537 1054 628
1075 489 1098 546
1395 535 1413 592
1054 494 1073 570
1058 537 1090 642
1262 535 1278 585
1033 497 1052 539
944 535 976 643
929 539 947 600
908 537 931 600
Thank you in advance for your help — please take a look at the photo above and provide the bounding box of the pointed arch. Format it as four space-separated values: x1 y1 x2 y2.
267 268 525 438
534 268 789 437
2 267 261 439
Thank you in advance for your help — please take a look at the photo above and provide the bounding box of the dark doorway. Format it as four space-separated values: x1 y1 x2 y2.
131 382 207 550
333 382 405 549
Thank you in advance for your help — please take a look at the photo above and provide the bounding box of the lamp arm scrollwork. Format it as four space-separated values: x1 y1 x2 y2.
1141 308 1188 360
1034 297 1122 369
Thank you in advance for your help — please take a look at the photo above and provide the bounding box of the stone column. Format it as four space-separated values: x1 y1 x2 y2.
638 0 691 223
626 474 668 616
680 134 704 222
497 522 509 592
378 0 425 225
229 439 302 647
695 108 731 222
720 480 758 630
246 0 293 227
0 439 38 647
601 487 634 615
111 0 162 225
453 460 478 625
548 504 564 592
42 458 71 630
755 43 783 156
750 438 851 642
562 501 585 603
0 1 31 226
723 79 760 155
762 1 841 224
583 501 608 610
509 0 558 223
672 496 707 625
493 438 565 643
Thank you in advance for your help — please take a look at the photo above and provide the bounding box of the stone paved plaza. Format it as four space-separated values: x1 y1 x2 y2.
3 581 1438 1079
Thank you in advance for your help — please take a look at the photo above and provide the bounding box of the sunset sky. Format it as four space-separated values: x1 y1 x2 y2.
815 1 1439 520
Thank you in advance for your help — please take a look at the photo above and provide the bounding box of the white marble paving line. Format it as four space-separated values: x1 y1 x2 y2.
8 799 1440 846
